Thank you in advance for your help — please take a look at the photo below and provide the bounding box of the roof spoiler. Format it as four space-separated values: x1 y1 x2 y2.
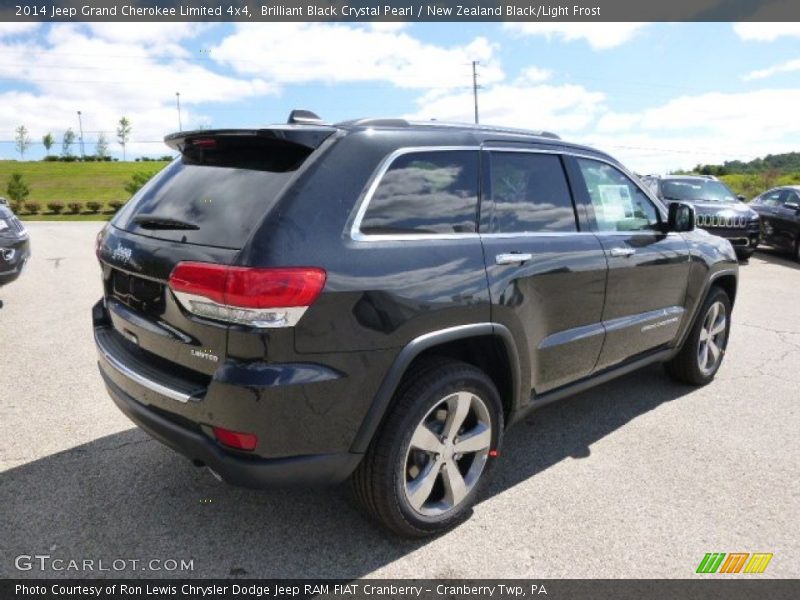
164 125 336 153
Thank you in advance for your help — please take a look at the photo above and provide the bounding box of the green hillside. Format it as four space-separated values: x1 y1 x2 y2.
683 151 800 199
0 160 168 204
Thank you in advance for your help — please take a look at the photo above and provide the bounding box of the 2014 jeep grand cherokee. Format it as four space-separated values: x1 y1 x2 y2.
93 113 738 537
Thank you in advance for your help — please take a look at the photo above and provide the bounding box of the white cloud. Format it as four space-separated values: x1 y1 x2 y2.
211 23 504 90
503 23 649 50
408 82 605 134
0 24 271 158
0 23 40 38
733 22 800 41
408 77 800 174
743 57 800 81
515 66 553 84
586 88 800 172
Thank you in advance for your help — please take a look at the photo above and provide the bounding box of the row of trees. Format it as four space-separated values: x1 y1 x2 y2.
13 117 133 161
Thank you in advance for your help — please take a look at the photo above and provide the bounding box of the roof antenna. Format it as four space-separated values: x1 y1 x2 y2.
288 109 323 125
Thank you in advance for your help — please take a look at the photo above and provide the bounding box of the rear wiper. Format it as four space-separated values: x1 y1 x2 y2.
133 215 199 230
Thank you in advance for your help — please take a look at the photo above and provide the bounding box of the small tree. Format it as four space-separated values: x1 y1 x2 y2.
117 117 132 161
6 172 30 203
62 128 76 157
124 171 155 196
96 132 109 158
14 125 31 160
42 132 55 155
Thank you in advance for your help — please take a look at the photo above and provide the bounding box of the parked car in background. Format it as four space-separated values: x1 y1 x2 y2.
642 175 760 259
0 202 30 287
750 186 800 262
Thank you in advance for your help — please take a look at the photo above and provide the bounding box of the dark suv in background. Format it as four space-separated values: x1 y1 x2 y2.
750 186 800 262
94 112 738 536
642 175 760 259
0 201 30 289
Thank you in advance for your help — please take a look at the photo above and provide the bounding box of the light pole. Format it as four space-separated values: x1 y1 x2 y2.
176 92 182 131
471 61 480 125
77 110 85 159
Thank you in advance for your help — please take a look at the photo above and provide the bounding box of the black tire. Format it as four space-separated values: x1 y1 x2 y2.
736 249 754 261
350 358 503 537
665 286 732 386
794 239 800 263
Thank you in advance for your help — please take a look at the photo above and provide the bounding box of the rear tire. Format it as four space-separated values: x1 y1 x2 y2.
350 359 503 537
665 287 731 386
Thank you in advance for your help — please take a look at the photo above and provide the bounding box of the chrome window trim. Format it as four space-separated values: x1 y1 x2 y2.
349 145 668 242
479 230 682 239
349 146 481 242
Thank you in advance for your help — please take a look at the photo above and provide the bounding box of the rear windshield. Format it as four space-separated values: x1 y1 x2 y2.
661 178 737 204
113 138 311 249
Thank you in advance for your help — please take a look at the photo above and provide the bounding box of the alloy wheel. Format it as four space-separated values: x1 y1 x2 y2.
403 391 492 517
697 300 727 376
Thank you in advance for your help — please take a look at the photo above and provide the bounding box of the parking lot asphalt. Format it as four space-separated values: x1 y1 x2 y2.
0 222 798 579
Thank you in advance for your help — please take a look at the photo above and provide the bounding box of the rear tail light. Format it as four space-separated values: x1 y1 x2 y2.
168 262 326 328
212 426 257 451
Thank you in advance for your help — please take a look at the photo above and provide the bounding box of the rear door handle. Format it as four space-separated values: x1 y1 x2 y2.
496 252 533 265
609 247 636 258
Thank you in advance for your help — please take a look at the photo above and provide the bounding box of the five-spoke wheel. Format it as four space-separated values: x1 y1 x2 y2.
697 300 727 376
404 391 492 516
666 286 732 386
350 359 502 537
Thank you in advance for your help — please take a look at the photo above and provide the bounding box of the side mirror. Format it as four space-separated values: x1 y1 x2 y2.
737 195 746 202
668 202 695 232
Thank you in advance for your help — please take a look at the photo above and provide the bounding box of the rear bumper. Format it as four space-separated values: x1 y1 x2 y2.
100 368 362 487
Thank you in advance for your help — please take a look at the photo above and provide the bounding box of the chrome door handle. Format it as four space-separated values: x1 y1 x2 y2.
609 247 636 258
496 252 533 265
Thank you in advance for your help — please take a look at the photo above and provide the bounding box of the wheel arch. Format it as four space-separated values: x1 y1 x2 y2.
673 267 738 355
712 272 737 307
349 323 522 454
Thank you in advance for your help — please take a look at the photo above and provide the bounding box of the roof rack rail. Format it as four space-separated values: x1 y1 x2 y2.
336 118 410 128
408 120 561 139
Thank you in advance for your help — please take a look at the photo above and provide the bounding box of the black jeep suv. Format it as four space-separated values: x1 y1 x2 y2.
642 175 760 259
0 202 30 288
93 113 738 536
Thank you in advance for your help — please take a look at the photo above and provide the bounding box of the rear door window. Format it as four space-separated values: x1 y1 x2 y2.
487 151 577 233
359 150 479 235
114 137 312 249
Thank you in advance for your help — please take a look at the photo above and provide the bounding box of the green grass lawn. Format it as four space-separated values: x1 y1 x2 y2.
1 160 169 219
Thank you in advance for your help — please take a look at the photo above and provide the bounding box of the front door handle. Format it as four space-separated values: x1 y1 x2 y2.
496 252 533 265
609 247 636 258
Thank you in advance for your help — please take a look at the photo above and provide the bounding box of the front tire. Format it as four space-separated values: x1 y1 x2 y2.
350 359 503 537
665 287 732 386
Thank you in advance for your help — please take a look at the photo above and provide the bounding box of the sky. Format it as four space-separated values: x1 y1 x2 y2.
0 21 799 173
